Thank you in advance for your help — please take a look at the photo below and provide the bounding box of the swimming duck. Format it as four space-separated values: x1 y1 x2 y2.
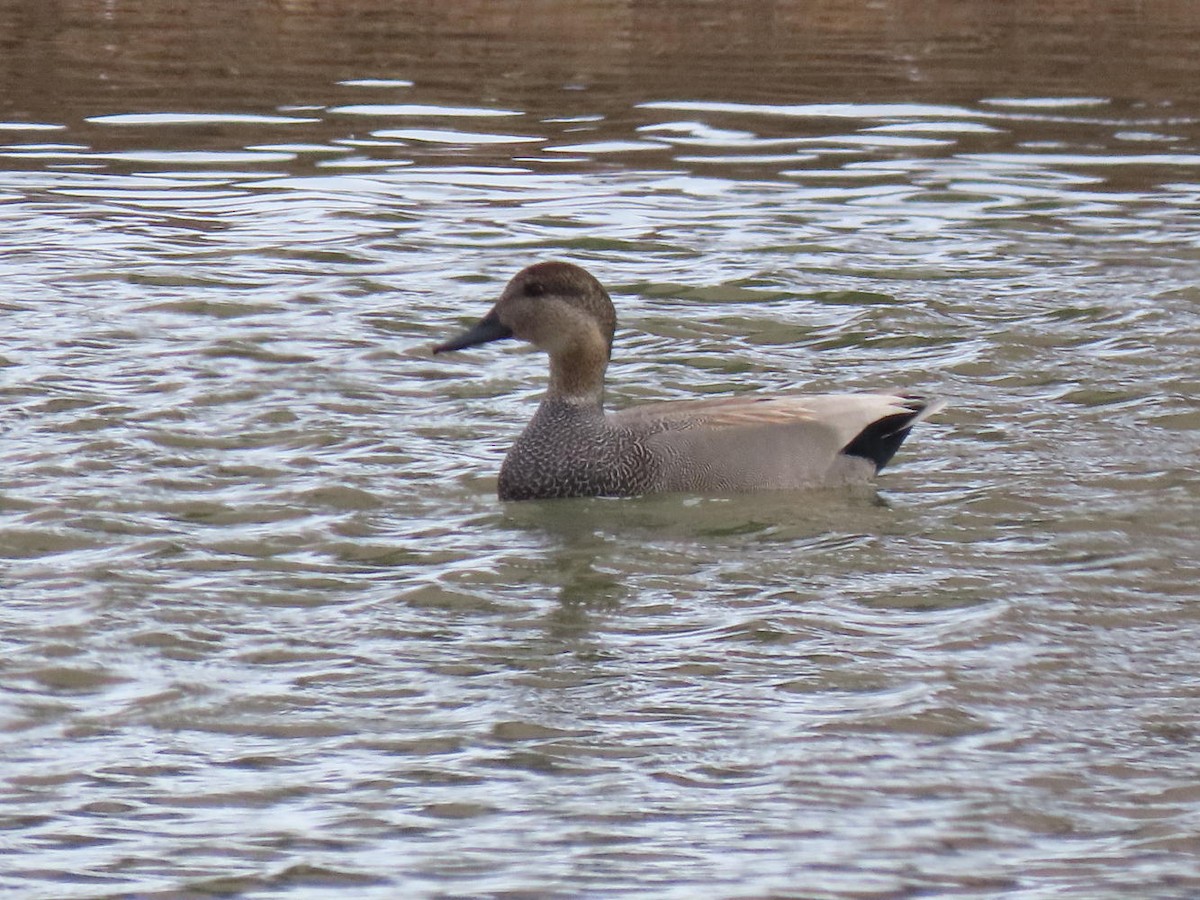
434 261 944 501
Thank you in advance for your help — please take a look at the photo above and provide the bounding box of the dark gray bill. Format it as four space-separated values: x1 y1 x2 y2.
432 313 513 354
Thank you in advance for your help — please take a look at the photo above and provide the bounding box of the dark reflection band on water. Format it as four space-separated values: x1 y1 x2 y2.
3 1 1200 116
2 1 1200 899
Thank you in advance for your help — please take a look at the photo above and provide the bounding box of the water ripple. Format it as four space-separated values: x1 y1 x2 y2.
3 12 1200 898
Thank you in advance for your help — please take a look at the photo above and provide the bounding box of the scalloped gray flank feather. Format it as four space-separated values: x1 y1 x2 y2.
434 262 944 501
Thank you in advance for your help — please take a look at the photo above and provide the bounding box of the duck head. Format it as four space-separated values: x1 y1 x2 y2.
433 261 617 360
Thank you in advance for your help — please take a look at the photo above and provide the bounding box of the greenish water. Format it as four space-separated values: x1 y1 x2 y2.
2 3 1200 897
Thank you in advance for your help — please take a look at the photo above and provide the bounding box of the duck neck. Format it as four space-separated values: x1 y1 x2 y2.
546 337 608 409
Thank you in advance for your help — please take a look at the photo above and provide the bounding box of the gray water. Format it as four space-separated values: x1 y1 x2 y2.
3 3 1200 898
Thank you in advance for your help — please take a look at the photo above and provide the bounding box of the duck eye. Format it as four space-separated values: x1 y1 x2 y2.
524 281 545 297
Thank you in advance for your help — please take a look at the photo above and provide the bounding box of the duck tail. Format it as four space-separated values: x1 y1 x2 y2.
841 394 946 472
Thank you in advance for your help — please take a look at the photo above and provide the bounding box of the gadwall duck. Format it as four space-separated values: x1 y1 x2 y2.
434 261 944 501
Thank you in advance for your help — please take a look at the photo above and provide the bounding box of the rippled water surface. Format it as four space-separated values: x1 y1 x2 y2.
3 2 1200 897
